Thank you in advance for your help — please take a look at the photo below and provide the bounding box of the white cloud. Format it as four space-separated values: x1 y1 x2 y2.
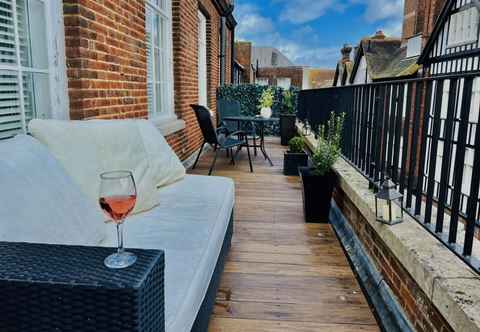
281 44 340 68
380 20 403 37
353 0 404 36
233 0 405 67
274 0 346 24
358 0 403 23
236 4 274 39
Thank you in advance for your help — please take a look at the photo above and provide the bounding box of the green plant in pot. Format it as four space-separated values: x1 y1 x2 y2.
280 90 297 146
283 136 308 176
258 88 274 118
299 112 345 223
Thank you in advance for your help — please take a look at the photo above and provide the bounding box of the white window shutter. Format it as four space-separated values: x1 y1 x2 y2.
146 1 174 117
449 13 457 45
0 0 22 138
470 7 479 42
448 7 479 47
0 71 22 139
0 0 60 139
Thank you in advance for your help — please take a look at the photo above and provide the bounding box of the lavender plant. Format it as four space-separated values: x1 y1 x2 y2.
311 112 345 176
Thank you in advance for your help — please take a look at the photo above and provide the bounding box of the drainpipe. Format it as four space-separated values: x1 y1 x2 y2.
220 17 226 85
231 28 235 84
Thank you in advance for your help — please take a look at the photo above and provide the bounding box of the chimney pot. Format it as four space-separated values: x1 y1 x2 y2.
341 44 353 62
372 30 386 39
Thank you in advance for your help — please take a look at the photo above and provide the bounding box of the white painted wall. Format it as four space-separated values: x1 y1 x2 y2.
353 56 369 85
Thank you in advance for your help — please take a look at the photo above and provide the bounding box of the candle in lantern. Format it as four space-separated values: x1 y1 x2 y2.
391 202 402 222
382 203 390 222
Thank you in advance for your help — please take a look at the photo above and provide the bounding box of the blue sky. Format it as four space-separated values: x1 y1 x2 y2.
235 0 404 69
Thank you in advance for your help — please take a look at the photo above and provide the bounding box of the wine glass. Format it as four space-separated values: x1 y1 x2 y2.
99 171 137 269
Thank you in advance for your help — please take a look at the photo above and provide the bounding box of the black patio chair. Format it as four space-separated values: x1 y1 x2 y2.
191 104 253 175
217 99 259 156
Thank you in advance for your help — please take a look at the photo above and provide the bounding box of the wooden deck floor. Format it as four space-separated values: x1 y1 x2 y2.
189 138 380 332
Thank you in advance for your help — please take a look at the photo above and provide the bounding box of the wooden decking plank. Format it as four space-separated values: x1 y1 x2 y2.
209 318 380 332
212 301 377 326
228 251 350 266
189 138 379 331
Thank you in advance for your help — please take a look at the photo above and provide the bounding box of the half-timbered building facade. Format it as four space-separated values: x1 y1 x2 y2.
419 0 480 75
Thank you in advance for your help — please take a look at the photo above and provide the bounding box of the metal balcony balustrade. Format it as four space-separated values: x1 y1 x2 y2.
298 72 480 273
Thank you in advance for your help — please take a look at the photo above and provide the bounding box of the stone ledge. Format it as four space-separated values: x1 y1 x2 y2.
297 123 480 332
150 117 185 136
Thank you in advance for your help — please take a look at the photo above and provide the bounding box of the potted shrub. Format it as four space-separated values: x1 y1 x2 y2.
280 90 297 145
283 136 308 176
258 88 274 118
299 112 345 223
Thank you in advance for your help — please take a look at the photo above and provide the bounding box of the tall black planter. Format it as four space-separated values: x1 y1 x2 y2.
280 114 296 146
299 167 336 223
283 151 308 176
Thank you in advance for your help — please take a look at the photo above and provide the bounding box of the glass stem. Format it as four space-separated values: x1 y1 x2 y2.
116 222 124 254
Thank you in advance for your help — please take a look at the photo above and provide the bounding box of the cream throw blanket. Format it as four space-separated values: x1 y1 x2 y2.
29 119 186 215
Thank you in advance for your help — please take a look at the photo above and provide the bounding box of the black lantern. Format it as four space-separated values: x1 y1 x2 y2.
375 178 404 225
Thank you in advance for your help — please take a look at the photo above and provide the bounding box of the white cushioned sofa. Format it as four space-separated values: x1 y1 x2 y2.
0 120 235 332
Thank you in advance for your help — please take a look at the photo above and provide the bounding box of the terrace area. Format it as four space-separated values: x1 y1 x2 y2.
190 139 380 331
3 0 480 331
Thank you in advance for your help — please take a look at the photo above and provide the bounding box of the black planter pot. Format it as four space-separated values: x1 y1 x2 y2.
299 167 336 223
280 114 297 146
283 151 308 176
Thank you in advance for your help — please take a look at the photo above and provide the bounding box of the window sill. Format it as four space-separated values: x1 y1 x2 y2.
150 116 185 136
446 39 478 49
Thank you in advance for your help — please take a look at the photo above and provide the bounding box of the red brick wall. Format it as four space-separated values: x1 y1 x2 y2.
402 0 448 45
333 187 454 332
63 0 233 161
170 0 222 160
257 67 303 88
235 41 253 83
63 0 148 120
402 0 418 41
423 0 447 42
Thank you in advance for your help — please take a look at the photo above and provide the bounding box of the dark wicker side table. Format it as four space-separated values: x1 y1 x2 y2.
0 242 164 332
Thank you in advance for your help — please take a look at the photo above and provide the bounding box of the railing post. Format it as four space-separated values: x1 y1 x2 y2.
415 80 433 216
425 80 444 225
406 81 423 209
450 78 473 244
399 83 413 195
392 84 405 183
436 78 458 234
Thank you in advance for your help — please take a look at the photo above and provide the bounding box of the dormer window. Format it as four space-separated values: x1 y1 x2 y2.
447 6 479 48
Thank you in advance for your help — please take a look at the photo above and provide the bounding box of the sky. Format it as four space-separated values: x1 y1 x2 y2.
234 0 405 69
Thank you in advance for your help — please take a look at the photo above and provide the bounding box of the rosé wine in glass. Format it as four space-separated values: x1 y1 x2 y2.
99 171 137 269
99 195 137 223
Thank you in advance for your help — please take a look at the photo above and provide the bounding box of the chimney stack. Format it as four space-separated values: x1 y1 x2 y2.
372 30 386 39
340 44 353 63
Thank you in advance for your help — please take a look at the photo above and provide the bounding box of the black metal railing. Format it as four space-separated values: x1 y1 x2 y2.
298 72 480 273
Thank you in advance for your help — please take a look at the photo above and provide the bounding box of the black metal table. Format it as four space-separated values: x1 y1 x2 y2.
0 242 164 332
223 115 279 166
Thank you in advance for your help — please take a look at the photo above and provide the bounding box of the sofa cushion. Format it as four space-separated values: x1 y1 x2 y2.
100 175 235 332
0 135 107 245
29 119 185 215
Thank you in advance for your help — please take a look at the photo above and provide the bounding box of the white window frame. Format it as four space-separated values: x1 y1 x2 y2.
146 0 175 120
256 77 269 86
276 77 291 90
0 0 68 138
198 10 208 107
447 6 479 48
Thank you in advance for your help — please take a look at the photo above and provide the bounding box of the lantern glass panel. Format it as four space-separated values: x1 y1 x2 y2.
376 195 403 224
